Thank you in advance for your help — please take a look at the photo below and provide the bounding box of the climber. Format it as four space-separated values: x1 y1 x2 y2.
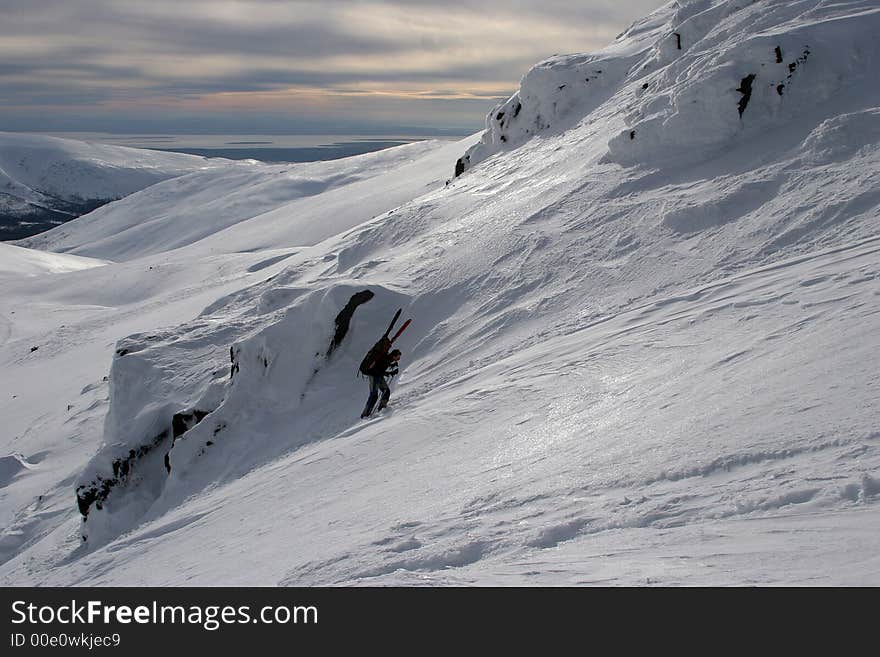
359 308 410 418
361 348 401 418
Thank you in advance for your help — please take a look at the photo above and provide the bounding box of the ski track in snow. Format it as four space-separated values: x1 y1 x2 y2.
2 0 880 585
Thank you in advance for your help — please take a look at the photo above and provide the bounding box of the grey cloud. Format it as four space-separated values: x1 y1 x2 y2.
0 0 667 131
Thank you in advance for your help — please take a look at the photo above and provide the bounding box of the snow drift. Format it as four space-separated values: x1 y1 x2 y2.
75 281 412 546
457 0 880 174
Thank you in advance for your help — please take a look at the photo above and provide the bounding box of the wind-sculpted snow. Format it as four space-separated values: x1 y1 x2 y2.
606 0 880 167
75 275 411 546
457 0 880 175
456 47 643 177
2 0 880 584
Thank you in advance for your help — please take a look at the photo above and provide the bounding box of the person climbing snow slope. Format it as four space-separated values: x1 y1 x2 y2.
361 348 401 418
358 307 410 418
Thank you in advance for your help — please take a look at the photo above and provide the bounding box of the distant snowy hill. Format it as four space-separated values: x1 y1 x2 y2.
16 139 469 261
0 242 108 276
0 132 225 240
1 0 878 585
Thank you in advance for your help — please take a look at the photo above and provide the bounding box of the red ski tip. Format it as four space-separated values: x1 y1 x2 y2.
390 319 411 343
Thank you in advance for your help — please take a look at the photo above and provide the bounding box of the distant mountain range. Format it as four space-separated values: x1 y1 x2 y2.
0 132 225 240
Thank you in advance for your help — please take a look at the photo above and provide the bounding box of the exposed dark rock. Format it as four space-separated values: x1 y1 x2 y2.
1 198 112 241
229 346 240 379
172 409 210 439
326 290 374 357
77 402 217 520
642 83 649 90
736 73 756 117
775 46 783 63
500 135 507 142
674 32 681 50
30 346 38 353
786 48 811 80
513 102 522 118
76 428 170 520
777 83 785 96
629 130 636 140
165 409 211 472
115 348 129 357
454 155 469 178
496 111 505 122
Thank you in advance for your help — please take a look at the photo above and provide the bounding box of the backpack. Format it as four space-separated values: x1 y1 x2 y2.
359 336 391 376
358 308 411 377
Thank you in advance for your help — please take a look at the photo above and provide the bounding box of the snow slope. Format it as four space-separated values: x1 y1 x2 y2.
17 139 467 261
0 243 108 276
0 132 225 239
1 0 879 585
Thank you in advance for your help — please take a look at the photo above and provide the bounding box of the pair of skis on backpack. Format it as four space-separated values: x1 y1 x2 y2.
358 308 411 377
384 308 411 345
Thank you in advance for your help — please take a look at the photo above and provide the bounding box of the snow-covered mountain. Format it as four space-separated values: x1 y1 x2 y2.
16 139 469 261
1 0 879 585
0 132 225 240
0 242 109 276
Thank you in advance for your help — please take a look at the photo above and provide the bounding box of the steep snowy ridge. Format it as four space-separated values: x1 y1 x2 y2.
606 0 880 166
1 0 879 584
455 1 673 175
457 0 880 173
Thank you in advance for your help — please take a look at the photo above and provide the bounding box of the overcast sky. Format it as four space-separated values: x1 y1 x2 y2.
0 0 666 135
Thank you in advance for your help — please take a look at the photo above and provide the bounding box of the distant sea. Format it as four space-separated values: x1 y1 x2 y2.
46 133 468 163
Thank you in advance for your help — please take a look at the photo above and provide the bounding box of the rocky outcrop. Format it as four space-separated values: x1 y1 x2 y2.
327 290 374 357
74 283 389 546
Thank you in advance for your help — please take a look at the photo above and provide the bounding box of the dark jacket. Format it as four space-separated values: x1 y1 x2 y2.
369 352 399 378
